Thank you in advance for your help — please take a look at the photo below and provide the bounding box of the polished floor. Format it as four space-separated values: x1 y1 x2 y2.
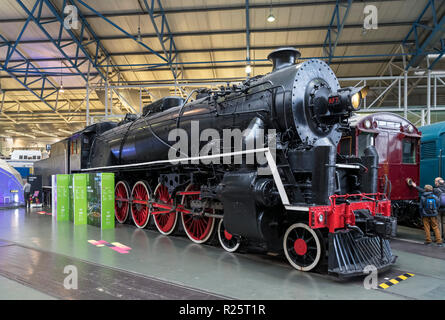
0 207 445 300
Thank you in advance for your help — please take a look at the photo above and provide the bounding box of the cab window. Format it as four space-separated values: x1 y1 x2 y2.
71 140 78 155
339 137 352 156
402 139 416 164
358 133 374 157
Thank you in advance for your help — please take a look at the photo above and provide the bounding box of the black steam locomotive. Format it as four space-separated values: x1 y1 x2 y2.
35 48 397 277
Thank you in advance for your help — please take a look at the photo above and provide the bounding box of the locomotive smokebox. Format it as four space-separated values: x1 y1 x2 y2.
267 47 301 71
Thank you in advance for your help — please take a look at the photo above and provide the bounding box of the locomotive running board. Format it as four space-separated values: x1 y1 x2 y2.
81 148 270 172
82 147 302 210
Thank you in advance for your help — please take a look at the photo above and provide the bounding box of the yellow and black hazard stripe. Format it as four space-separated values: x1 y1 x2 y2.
379 273 414 289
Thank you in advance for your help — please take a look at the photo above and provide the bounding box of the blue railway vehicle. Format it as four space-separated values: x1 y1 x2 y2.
419 122 445 187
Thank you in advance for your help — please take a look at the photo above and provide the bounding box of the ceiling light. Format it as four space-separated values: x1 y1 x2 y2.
137 15 142 42
267 0 275 23
137 26 142 41
245 64 252 74
59 59 64 93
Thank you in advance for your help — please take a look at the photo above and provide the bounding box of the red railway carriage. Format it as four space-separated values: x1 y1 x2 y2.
339 112 421 225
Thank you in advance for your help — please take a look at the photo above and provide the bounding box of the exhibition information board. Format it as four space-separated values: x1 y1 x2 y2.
51 175 57 216
69 174 74 222
73 174 88 225
53 173 114 229
56 174 70 221
101 173 115 230
86 173 115 229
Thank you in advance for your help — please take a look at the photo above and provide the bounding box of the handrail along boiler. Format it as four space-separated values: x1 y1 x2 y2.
37 48 397 276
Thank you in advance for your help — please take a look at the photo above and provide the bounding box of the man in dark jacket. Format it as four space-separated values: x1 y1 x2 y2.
408 180 443 246
433 177 445 197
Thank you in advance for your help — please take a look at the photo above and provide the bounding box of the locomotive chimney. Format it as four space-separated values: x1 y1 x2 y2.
267 47 301 71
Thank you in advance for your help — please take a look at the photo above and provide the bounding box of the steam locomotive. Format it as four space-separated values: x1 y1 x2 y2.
35 48 397 277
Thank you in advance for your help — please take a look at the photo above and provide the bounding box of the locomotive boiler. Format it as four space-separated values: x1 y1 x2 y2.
40 47 397 277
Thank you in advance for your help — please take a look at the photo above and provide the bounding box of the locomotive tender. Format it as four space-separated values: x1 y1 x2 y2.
36 48 397 276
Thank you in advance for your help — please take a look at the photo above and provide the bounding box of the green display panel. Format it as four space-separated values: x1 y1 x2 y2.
68 174 74 222
56 174 70 221
101 173 115 230
51 175 57 216
73 174 88 225
87 173 115 229
87 173 101 227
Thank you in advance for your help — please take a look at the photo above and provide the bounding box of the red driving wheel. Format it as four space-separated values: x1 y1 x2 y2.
180 184 215 244
115 181 130 223
131 181 151 228
153 184 178 235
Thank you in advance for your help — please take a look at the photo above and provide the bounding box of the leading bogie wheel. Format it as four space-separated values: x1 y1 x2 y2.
152 183 178 235
180 184 215 244
283 223 325 272
217 219 241 252
115 180 130 224
130 180 151 229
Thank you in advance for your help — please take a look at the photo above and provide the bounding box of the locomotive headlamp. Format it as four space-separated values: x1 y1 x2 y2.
318 214 324 223
351 92 361 110
350 86 369 110
364 119 372 129
407 125 414 133
326 85 369 116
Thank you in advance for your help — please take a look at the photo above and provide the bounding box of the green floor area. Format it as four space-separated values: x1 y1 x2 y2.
0 275 56 300
0 207 445 300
